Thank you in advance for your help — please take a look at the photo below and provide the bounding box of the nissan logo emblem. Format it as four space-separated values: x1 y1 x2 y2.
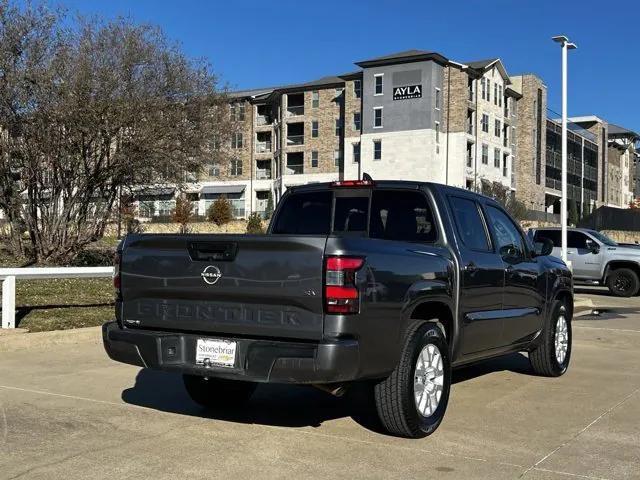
201 265 222 285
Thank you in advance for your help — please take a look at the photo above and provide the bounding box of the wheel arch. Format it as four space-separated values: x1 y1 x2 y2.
553 289 573 321
602 260 640 283
405 299 456 358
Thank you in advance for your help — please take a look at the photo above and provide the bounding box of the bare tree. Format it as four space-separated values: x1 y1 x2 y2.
0 1 231 263
480 179 528 222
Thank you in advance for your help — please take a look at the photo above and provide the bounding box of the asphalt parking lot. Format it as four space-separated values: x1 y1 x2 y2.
1 287 639 480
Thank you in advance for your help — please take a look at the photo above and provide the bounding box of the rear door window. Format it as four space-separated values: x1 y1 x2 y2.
449 196 490 251
271 191 332 234
369 190 437 242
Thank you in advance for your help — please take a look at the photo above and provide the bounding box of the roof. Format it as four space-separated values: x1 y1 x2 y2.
464 58 499 70
355 49 449 68
201 185 246 195
133 186 175 197
608 123 640 139
463 58 511 84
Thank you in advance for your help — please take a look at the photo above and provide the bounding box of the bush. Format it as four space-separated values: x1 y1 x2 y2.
246 213 264 234
207 195 233 228
70 248 116 267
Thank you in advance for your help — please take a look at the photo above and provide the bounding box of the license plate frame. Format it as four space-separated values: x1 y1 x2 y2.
195 338 237 368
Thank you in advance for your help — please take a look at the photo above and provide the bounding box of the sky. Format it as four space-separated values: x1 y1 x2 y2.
38 0 639 133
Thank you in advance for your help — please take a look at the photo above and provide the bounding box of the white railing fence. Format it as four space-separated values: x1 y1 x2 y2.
0 267 114 329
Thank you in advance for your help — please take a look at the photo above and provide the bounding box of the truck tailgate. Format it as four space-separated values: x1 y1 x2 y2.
120 234 327 340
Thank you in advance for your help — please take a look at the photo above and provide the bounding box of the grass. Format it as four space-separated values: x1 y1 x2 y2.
1 243 116 332
15 278 114 332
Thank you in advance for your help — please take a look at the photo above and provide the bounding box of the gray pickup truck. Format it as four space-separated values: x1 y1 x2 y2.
104 180 573 438
529 227 640 297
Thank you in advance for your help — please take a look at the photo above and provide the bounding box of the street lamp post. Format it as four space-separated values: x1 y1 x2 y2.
552 35 577 264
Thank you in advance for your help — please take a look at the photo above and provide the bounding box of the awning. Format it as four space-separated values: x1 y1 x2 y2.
201 185 246 195
134 186 175 197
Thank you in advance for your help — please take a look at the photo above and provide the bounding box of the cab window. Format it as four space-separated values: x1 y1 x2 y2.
485 205 525 260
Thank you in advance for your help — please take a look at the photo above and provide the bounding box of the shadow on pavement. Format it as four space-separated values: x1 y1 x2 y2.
121 352 536 435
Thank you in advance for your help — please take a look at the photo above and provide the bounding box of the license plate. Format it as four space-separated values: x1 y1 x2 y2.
195 338 237 368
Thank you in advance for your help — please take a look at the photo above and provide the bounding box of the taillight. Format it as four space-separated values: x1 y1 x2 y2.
325 256 364 314
113 252 121 295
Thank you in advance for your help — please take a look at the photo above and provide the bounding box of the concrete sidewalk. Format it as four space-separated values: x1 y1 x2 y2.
1 309 639 479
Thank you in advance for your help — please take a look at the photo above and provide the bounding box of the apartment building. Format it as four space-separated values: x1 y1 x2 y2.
132 49 636 220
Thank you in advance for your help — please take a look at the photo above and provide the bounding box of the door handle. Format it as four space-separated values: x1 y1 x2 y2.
464 262 478 273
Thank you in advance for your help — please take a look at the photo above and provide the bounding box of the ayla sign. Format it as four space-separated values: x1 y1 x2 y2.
393 84 422 100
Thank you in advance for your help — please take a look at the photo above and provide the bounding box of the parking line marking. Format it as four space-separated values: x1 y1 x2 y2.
574 325 640 334
532 467 611 480
520 386 640 478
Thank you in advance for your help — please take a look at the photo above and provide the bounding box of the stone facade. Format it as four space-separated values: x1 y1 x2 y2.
511 74 547 211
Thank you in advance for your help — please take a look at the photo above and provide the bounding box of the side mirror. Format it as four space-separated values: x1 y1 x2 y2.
499 244 523 262
533 238 553 257
585 239 600 254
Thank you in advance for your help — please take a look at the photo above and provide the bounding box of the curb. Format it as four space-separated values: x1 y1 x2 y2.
0 326 102 353
574 297 595 318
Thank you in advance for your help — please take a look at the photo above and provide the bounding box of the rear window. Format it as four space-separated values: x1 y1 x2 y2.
333 196 369 233
369 190 437 242
271 191 331 234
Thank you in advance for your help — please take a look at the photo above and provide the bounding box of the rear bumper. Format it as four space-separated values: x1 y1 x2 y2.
102 321 361 384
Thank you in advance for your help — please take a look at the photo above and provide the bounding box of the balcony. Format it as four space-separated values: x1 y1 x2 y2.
256 115 272 126
256 169 272 180
286 135 304 146
286 122 304 146
286 93 305 117
286 152 304 175
256 141 272 153
467 123 475 135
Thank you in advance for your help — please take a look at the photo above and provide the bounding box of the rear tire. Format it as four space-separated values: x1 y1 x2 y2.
183 375 256 409
606 268 639 297
374 323 451 438
529 300 572 377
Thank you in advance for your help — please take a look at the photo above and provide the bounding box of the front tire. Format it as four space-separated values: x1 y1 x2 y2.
529 300 572 377
374 323 451 438
183 375 256 409
606 268 640 297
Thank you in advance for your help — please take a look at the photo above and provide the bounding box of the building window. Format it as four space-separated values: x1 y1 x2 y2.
498 85 503 107
435 88 441 110
374 74 383 96
466 142 473 167
435 121 440 144
232 132 243 149
373 107 383 128
482 144 488 164
230 158 242 176
495 119 501 137
354 79 362 98
312 90 319 108
208 164 220 177
494 83 498 105
503 153 508 177
230 103 245 122
486 79 491 103
335 118 342 136
481 114 489 133
353 112 361 131
334 149 341 166
311 150 318 168
353 143 360 163
373 140 382 161
494 148 500 168
312 120 319 138
481 78 486 100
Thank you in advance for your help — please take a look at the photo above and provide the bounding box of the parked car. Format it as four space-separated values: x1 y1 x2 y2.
104 180 573 438
528 227 640 297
